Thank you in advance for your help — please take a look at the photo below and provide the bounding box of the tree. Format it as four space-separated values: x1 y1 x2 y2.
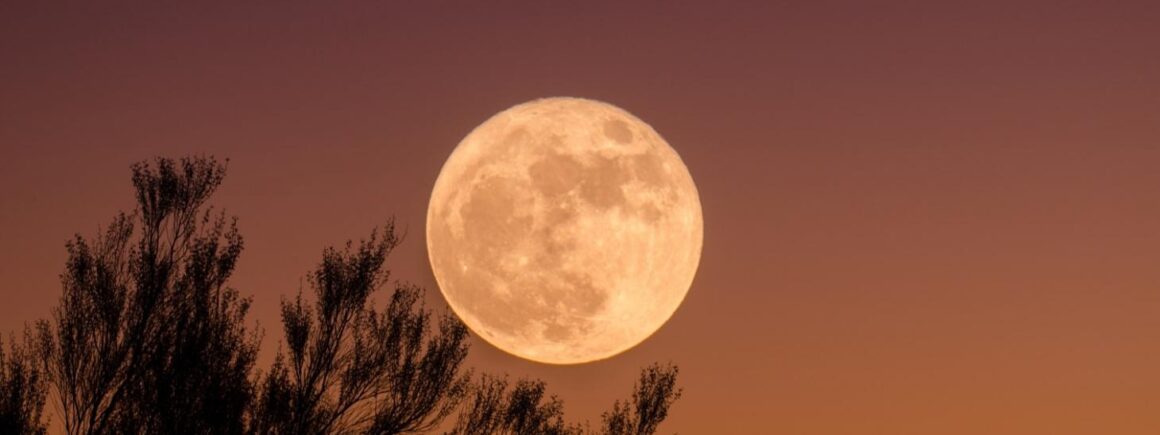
251 223 686 435
252 223 471 435
36 156 259 434
0 332 47 435
601 364 682 435
18 155 683 434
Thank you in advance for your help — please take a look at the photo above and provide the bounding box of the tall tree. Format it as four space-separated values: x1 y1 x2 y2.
252 223 471 435
0 332 47 435
36 156 259 434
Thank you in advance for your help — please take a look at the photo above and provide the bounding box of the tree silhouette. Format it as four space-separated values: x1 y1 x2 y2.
601 364 681 435
252 223 471 434
252 224 685 435
35 157 259 434
0 332 47 435
7 155 684 434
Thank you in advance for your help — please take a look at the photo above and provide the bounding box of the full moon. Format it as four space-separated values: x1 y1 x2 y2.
426 97 702 364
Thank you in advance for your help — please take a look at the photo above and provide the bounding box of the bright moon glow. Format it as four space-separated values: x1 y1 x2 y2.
427 97 703 364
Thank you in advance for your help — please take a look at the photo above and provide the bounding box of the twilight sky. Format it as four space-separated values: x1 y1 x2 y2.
2 2 1159 433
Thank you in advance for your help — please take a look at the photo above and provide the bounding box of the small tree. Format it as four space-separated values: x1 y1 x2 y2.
36 156 259 434
253 223 471 434
601 364 682 435
0 332 47 435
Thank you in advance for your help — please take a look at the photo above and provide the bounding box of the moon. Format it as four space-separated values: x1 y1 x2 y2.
426 97 702 364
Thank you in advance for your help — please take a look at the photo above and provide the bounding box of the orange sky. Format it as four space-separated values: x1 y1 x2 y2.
2 2 1158 433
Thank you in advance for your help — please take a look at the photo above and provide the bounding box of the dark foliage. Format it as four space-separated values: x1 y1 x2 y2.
3 155 684 434
35 157 259 434
451 364 681 435
0 332 47 435
252 224 471 435
601 364 682 435
450 375 581 435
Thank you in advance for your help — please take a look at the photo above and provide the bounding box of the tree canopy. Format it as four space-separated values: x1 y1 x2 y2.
0 156 683 435
36 157 258 434
0 333 47 435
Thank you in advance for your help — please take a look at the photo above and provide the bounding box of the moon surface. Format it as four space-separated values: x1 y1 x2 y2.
426 97 702 364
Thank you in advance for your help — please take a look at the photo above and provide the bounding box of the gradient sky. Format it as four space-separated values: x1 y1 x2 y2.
2 2 1159 434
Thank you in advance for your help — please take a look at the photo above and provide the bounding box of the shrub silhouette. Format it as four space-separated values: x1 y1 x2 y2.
450 375 581 435
450 363 682 435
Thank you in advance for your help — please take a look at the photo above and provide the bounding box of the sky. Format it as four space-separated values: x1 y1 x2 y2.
2 2 1159 433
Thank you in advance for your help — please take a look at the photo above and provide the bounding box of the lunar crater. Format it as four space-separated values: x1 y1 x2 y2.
603 119 634 144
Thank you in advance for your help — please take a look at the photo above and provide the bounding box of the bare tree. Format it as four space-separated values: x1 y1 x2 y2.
253 224 471 435
35 156 259 434
0 332 47 435
601 364 682 435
